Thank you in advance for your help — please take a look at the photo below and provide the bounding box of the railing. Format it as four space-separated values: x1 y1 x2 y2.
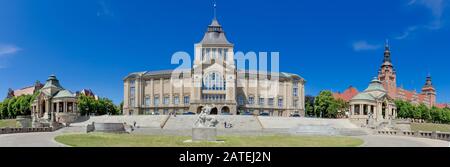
0 127 55 135
377 130 450 141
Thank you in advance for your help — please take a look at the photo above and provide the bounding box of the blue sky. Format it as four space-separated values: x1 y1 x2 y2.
0 0 449 104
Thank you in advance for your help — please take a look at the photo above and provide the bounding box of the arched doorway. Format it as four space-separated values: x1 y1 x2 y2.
197 106 204 114
221 106 230 115
210 107 218 115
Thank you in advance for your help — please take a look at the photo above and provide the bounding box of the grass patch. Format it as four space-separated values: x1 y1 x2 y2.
411 123 450 132
55 133 364 147
0 119 16 128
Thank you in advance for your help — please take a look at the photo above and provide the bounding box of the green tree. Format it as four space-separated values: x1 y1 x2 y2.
77 95 119 116
119 101 124 115
314 91 341 118
418 104 431 121
305 95 315 117
0 102 3 119
395 100 409 118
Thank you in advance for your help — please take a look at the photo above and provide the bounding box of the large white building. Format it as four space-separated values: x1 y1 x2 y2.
123 17 306 117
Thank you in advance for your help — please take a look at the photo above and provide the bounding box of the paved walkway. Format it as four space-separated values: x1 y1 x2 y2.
358 135 450 147
0 128 448 147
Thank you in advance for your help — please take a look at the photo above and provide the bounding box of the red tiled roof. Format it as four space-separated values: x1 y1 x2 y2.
13 86 36 97
436 103 449 109
333 86 359 102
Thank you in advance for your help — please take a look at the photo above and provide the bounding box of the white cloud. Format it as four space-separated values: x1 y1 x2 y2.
409 0 445 18
0 44 21 57
352 41 382 52
398 0 447 39
97 0 114 17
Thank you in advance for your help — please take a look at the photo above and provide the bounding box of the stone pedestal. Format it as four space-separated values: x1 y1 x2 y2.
16 116 32 128
192 127 217 141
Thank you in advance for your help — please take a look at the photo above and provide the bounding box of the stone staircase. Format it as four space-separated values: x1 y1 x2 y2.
163 115 262 130
70 115 164 128
257 117 368 136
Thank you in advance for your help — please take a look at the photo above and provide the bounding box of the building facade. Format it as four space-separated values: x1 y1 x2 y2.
123 18 306 117
349 78 397 123
378 42 436 107
31 75 79 126
6 81 43 98
334 42 438 108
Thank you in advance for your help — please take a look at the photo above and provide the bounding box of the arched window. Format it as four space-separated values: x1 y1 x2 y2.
202 72 226 90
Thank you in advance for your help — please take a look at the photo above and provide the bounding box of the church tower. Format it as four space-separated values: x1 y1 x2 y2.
377 40 397 99
421 75 436 107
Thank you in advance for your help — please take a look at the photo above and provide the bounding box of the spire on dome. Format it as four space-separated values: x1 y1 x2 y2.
213 0 217 20
383 39 392 63
425 74 433 87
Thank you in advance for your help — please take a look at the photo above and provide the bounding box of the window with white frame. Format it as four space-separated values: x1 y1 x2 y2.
259 97 265 106
268 98 274 106
174 96 180 105
145 96 151 107
278 98 283 107
248 96 255 105
163 97 170 105
154 96 159 106
129 80 136 107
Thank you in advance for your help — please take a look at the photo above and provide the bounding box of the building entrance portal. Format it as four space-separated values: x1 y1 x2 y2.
210 107 218 115
221 106 230 115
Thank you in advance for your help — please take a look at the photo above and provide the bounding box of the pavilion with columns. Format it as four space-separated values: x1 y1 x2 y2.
349 77 397 125
31 75 78 127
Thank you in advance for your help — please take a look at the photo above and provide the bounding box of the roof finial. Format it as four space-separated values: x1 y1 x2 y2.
213 0 217 20
385 38 390 50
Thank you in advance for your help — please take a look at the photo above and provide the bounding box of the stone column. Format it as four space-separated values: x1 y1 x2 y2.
351 105 355 116
150 79 154 106
359 104 363 115
56 102 60 113
64 101 67 113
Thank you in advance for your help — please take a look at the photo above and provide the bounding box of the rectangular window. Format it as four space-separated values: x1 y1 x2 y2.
129 80 136 107
238 96 245 105
268 98 274 106
164 97 170 105
293 82 299 97
174 96 180 105
293 99 298 107
259 98 265 106
184 96 190 104
224 48 228 61
278 98 283 107
163 109 169 115
154 96 159 106
248 97 254 105
145 96 151 107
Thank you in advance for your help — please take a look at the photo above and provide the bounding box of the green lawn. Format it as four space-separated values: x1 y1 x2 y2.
0 119 16 128
55 133 364 147
411 123 450 132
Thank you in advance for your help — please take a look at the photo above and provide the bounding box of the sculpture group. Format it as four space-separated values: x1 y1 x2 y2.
194 106 219 128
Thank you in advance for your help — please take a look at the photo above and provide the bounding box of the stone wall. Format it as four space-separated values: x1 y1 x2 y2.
377 130 450 141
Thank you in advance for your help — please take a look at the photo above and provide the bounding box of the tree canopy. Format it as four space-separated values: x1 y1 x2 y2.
395 100 450 124
0 94 36 119
77 94 120 116
314 91 348 118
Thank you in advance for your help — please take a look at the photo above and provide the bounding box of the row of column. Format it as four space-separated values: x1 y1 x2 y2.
351 104 374 116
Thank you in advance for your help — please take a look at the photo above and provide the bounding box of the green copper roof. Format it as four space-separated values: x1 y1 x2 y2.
42 74 64 90
53 89 75 99
352 92 375 101
364 77 386 92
